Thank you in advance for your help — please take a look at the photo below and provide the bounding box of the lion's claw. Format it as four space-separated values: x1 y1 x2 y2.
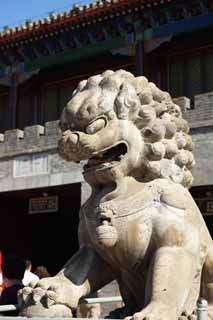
18 287 33 305
32 287 45 304
44 290 57 308
29 278 39 288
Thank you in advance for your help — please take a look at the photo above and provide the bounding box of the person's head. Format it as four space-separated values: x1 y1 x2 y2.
34 266 50 279
25 259 32 271
2 255 25 287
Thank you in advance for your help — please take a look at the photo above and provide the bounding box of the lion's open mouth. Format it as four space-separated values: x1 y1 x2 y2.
84 142 128 171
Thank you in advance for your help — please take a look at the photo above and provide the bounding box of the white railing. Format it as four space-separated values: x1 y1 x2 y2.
0 297 209 320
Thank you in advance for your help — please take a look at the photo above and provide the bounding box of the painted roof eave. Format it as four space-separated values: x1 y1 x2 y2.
0 0 170 44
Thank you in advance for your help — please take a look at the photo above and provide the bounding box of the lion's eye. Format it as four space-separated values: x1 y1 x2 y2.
86 118 106 135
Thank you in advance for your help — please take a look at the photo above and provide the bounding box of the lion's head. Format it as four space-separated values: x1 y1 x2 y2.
58 70 194 191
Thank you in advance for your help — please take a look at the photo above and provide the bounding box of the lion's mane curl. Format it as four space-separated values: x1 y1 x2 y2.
71 69 194 188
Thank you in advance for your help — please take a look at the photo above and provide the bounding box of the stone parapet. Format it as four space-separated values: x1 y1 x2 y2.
173 93 213 186
0 120 85 193
194 92 213 109
173 96 191 112
174 92 213 126
0 121 61 158
0 94 211 191
0 91 213 159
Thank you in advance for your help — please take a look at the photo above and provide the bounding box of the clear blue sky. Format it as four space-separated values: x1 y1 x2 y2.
0 0 92 30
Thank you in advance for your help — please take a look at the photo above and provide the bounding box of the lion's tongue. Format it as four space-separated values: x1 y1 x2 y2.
90 146 123 165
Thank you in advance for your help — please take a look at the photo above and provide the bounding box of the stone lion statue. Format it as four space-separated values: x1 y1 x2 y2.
19 70 213 320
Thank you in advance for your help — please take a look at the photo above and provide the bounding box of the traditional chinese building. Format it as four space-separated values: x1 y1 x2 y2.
0 0 212 274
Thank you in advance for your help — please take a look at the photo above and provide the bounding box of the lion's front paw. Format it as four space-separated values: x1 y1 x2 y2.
18 277 80 317
124 302 176 320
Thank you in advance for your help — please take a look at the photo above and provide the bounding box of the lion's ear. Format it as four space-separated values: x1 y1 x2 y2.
115 83 140 120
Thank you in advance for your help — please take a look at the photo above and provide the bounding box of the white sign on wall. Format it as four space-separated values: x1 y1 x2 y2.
14 153 48 177
196 198 213 216
29 196 58 214
207 201 213 215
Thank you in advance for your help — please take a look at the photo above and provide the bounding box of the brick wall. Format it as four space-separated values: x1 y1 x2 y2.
174 92 213 187
0 121 60 158
174 92 213 124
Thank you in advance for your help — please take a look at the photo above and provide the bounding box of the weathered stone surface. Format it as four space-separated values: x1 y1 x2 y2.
18 70 213 320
